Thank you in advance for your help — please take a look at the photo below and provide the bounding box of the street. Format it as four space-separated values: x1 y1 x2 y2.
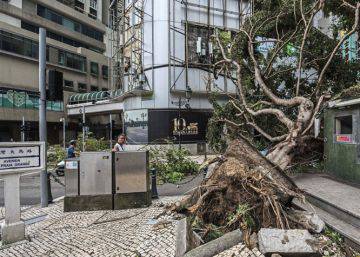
0 172 203 206
0 173 65 206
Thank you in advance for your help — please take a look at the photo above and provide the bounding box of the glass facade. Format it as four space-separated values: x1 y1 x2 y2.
0 88 63 111
37 5 104 42
59 50 87 72
0 30 87 72
21 21 102 53
0 31 38 58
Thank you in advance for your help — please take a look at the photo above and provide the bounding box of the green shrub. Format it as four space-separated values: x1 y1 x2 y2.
77 132 109 152
47 145 66 167
149 143 200 183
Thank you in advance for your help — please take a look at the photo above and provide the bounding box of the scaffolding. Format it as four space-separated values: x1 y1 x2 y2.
169 0 253 94
109 0 153 93
110 0 252 97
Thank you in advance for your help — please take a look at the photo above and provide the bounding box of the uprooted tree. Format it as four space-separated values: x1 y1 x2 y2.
208 0 360 169
175 0 360 245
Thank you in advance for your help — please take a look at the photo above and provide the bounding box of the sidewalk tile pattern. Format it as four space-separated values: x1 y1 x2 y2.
0 197 263 257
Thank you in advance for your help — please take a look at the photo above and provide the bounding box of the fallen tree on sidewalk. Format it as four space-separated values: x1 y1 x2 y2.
173 0 360 251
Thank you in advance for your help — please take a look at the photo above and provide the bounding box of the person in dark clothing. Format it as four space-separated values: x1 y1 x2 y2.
67 140 77 158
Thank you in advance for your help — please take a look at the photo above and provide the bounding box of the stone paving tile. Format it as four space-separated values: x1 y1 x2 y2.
0 196 263 257
212 243 265 257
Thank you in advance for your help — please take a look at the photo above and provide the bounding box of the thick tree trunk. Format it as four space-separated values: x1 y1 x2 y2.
266 100 314 170
266 140 297 170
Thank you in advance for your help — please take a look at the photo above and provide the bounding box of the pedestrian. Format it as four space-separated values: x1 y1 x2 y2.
67 140 77 158
112 134 126 152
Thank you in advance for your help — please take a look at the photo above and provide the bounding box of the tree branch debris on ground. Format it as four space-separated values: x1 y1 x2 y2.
171 137 359 256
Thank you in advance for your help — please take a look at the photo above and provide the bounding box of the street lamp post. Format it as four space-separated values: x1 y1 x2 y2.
171 87 192 149
60 118 66 150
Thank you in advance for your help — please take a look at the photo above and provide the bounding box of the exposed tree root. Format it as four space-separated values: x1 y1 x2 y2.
172 137 307 246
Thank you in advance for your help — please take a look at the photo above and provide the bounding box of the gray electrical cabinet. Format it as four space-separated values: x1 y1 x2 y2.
64 152 113 212
64 158 80 197
113 151 151 209
80 152 112 196
64 151 151 212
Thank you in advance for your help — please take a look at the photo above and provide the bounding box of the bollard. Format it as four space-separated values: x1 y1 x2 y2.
151 168 159 199
47 171 53 204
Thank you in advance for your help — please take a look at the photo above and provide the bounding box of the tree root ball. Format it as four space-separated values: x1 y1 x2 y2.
172 137 308 245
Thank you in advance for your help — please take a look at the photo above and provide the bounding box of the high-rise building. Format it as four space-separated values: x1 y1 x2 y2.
67 0 253 147
0 0 111 143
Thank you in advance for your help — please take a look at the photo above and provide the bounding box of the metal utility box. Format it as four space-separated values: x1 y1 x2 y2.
113 151 151 209
64 158 80 197
80 152 112 196
324 99 360 184
64 152 113 212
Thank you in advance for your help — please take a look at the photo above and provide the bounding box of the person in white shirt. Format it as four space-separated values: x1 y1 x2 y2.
112 134 126 152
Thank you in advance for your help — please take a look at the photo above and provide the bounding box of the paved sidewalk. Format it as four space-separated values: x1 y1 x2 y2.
293 173 360 217
0 196 263 257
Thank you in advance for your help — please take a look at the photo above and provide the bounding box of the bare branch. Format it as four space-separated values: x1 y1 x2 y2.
248 122 288 142
230 100 294 131
295 0 324 96
301 94 330 135
246 36 308 107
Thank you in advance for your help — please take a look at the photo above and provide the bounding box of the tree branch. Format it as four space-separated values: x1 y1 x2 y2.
295 0 324 96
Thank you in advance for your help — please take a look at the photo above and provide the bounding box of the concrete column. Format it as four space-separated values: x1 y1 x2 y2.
1 174 25 244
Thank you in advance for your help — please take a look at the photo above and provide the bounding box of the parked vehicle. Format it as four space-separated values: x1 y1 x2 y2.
55 160 65 176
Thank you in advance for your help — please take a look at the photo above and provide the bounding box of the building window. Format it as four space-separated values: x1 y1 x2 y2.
58 50 86 72
78 83 87 92
64 80 74 89
21 21 103 52
90 62 99 76
188 25 214 64
0 31 38 59
37 4 104 42
75 0 85 13
102 65 109 79
335 116 353 135
90 85 98 91
90 0 97 10
88 8 97 19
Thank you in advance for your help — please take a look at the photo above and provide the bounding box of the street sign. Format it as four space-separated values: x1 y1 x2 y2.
0 141 46 244
0 142 45 175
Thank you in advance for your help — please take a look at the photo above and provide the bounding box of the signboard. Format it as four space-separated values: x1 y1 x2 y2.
336 135 352 143
65 161 78 170
0 142 45 175
124 109 148 144
148 110 212 143
172 118 199 135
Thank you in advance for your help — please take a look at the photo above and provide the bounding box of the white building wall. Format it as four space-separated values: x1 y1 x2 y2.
122 0 248 112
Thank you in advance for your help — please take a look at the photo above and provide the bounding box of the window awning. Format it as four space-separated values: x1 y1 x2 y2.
68 91 109 104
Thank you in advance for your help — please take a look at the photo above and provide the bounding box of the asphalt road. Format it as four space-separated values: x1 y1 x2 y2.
0 171 204 206
0 173 65 206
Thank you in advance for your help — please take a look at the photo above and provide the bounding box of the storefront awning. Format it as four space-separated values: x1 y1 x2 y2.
68 91 110 104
